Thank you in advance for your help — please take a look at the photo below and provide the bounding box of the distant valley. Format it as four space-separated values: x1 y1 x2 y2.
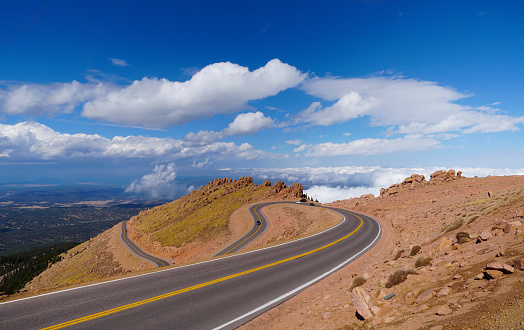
0 184 167 255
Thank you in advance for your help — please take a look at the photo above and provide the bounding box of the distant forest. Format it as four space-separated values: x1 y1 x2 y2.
0 242 80 294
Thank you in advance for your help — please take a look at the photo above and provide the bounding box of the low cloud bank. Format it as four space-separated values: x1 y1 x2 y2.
233 166 524 203
304 186 381 203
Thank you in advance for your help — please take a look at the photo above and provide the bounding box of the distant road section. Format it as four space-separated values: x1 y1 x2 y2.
120 221 170 267
213 202 273 257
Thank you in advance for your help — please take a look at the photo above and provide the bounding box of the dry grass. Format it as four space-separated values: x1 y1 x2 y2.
410 245 421 256
349 276 367 291
385 269 418 288
442 218 463 233
414 256 433 268
134 184 273 247
393 249 405 260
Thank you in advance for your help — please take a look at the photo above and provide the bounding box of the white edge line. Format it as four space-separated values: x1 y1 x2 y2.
213 214 382 330
0 204 347 306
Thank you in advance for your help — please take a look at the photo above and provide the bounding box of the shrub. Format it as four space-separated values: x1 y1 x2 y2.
415 256 433 268
410 245 421 256
456 231 470 244
385 269 418 288
442 218 463 233
349 276 367 291
393 249 405 260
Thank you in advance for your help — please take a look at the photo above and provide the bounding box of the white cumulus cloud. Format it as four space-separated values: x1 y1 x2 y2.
0 81 111 116
222 111 275 136
300 76 524 134
294 92 378 126
125 163 184 198
82 59 305 127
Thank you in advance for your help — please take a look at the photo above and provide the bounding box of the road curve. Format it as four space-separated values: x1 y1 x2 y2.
0 204 381 330
120 220 170 267
213 202 272 257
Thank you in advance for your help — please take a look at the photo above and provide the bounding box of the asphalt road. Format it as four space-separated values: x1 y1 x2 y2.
213 202 272 257
120 220 170 267
0 203 381 330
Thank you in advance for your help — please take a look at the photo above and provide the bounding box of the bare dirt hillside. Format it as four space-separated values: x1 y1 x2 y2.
13 177 341 300
241 171 524 330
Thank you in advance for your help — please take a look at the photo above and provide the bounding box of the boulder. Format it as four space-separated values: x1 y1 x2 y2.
479 229 493 241
370 306 381 316
513 259 524 270
415 289 434 304
350 287 373 319
436 305 453 316
484 270 504 279
436 287 451 297
439 238 453 251
486 262 514 274
474 273 485 280
504 221 522 233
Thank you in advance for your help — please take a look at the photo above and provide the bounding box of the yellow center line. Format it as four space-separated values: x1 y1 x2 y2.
42 211 363 330
223 206 264 254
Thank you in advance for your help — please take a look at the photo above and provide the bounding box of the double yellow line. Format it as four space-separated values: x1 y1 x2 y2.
43 211 363 329
222 205 265 255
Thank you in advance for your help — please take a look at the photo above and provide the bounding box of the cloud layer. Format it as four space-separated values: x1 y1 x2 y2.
0 121 272 163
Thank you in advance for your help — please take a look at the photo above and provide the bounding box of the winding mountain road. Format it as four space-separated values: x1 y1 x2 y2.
120 220 170 267
0 203 381 330
213 202 272 257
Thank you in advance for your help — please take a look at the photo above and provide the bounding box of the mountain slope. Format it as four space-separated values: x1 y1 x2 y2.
16 177 321 297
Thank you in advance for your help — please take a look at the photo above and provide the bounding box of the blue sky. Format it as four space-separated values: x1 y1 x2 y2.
1 0 523 201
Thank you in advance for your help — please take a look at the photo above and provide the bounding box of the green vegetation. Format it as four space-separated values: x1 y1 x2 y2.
385 269 418 288
0 242 80 294
349 276 367 291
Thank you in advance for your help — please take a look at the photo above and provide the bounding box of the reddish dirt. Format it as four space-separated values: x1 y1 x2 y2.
241 173 524 330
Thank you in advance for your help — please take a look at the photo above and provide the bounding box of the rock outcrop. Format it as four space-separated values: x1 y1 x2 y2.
380 174 426 197
429 169 462 183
